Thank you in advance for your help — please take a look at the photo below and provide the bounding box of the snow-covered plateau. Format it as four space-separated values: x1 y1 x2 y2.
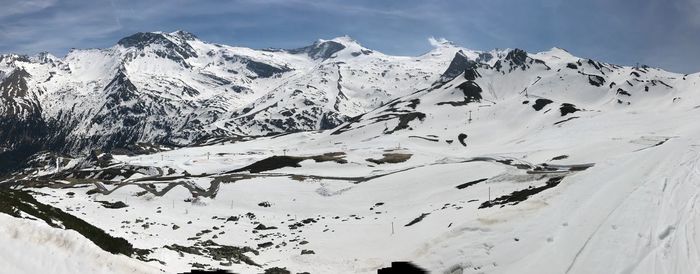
1 31 699 274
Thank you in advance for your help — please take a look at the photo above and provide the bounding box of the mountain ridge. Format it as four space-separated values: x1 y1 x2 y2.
0 30 695 168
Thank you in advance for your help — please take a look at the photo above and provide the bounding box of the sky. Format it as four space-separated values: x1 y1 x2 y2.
1 0 699 73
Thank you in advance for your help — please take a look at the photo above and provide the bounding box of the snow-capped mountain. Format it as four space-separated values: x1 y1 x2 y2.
2 30 691 164
0 31 462 159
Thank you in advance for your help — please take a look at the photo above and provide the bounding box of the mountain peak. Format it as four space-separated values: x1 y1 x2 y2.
423 37 472 59
31 52 60 64
0 54 30 64
532 47 578 63
289 36 365 60
324 35 358 45
117 32 170 49
116 31 198 61
542 47 575 58
549 46 570 53
117 31 198 48
505 48 529 65
314 35 367 51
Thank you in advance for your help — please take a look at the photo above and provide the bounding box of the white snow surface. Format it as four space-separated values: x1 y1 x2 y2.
0 214 158 274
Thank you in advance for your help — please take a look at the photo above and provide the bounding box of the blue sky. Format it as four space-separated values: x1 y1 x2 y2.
1 0 699 73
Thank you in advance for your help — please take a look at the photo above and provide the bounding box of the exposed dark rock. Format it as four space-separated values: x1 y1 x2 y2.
300 249 315 255
436 51 476 84
319 112 346 130
559 103 580 116
532 99 553 111
617 88 631 96
553 116 579 126
479 177 564 208
588 74 605 87
179 269 234 274
378 262 428 274
245 60 291 78
263 267 291 274
476 52 493 63
0 68 31 99
165 240 259 266
172 30 199 41
229 152 347 174
301 218 317 224
230 156 304 173
587 59 603 70
258 201 271 207
201 73 231 85
551 155 569 161
367 153 412 165
456 81 482 102
254 224 278 230
118 32 198 61
308 41 346 59
290 40 346 60
404 213 430 227
464 66 480 81
506 49 528 66
377 111 426 134
98 201 128 209
0 117 62 174
309 152 348 164
458 133 468 147
257 242 274 249
456 178 487 189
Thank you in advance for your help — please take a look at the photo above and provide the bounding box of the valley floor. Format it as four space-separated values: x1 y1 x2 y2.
9 105 700 274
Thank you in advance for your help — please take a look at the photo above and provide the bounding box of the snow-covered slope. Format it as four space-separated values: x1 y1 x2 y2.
0 214 157 274
2 31 700 274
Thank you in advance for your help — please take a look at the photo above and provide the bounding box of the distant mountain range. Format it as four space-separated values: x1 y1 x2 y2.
0 30 694 170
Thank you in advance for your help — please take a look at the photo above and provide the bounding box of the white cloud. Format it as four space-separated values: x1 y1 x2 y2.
428 37 453 47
